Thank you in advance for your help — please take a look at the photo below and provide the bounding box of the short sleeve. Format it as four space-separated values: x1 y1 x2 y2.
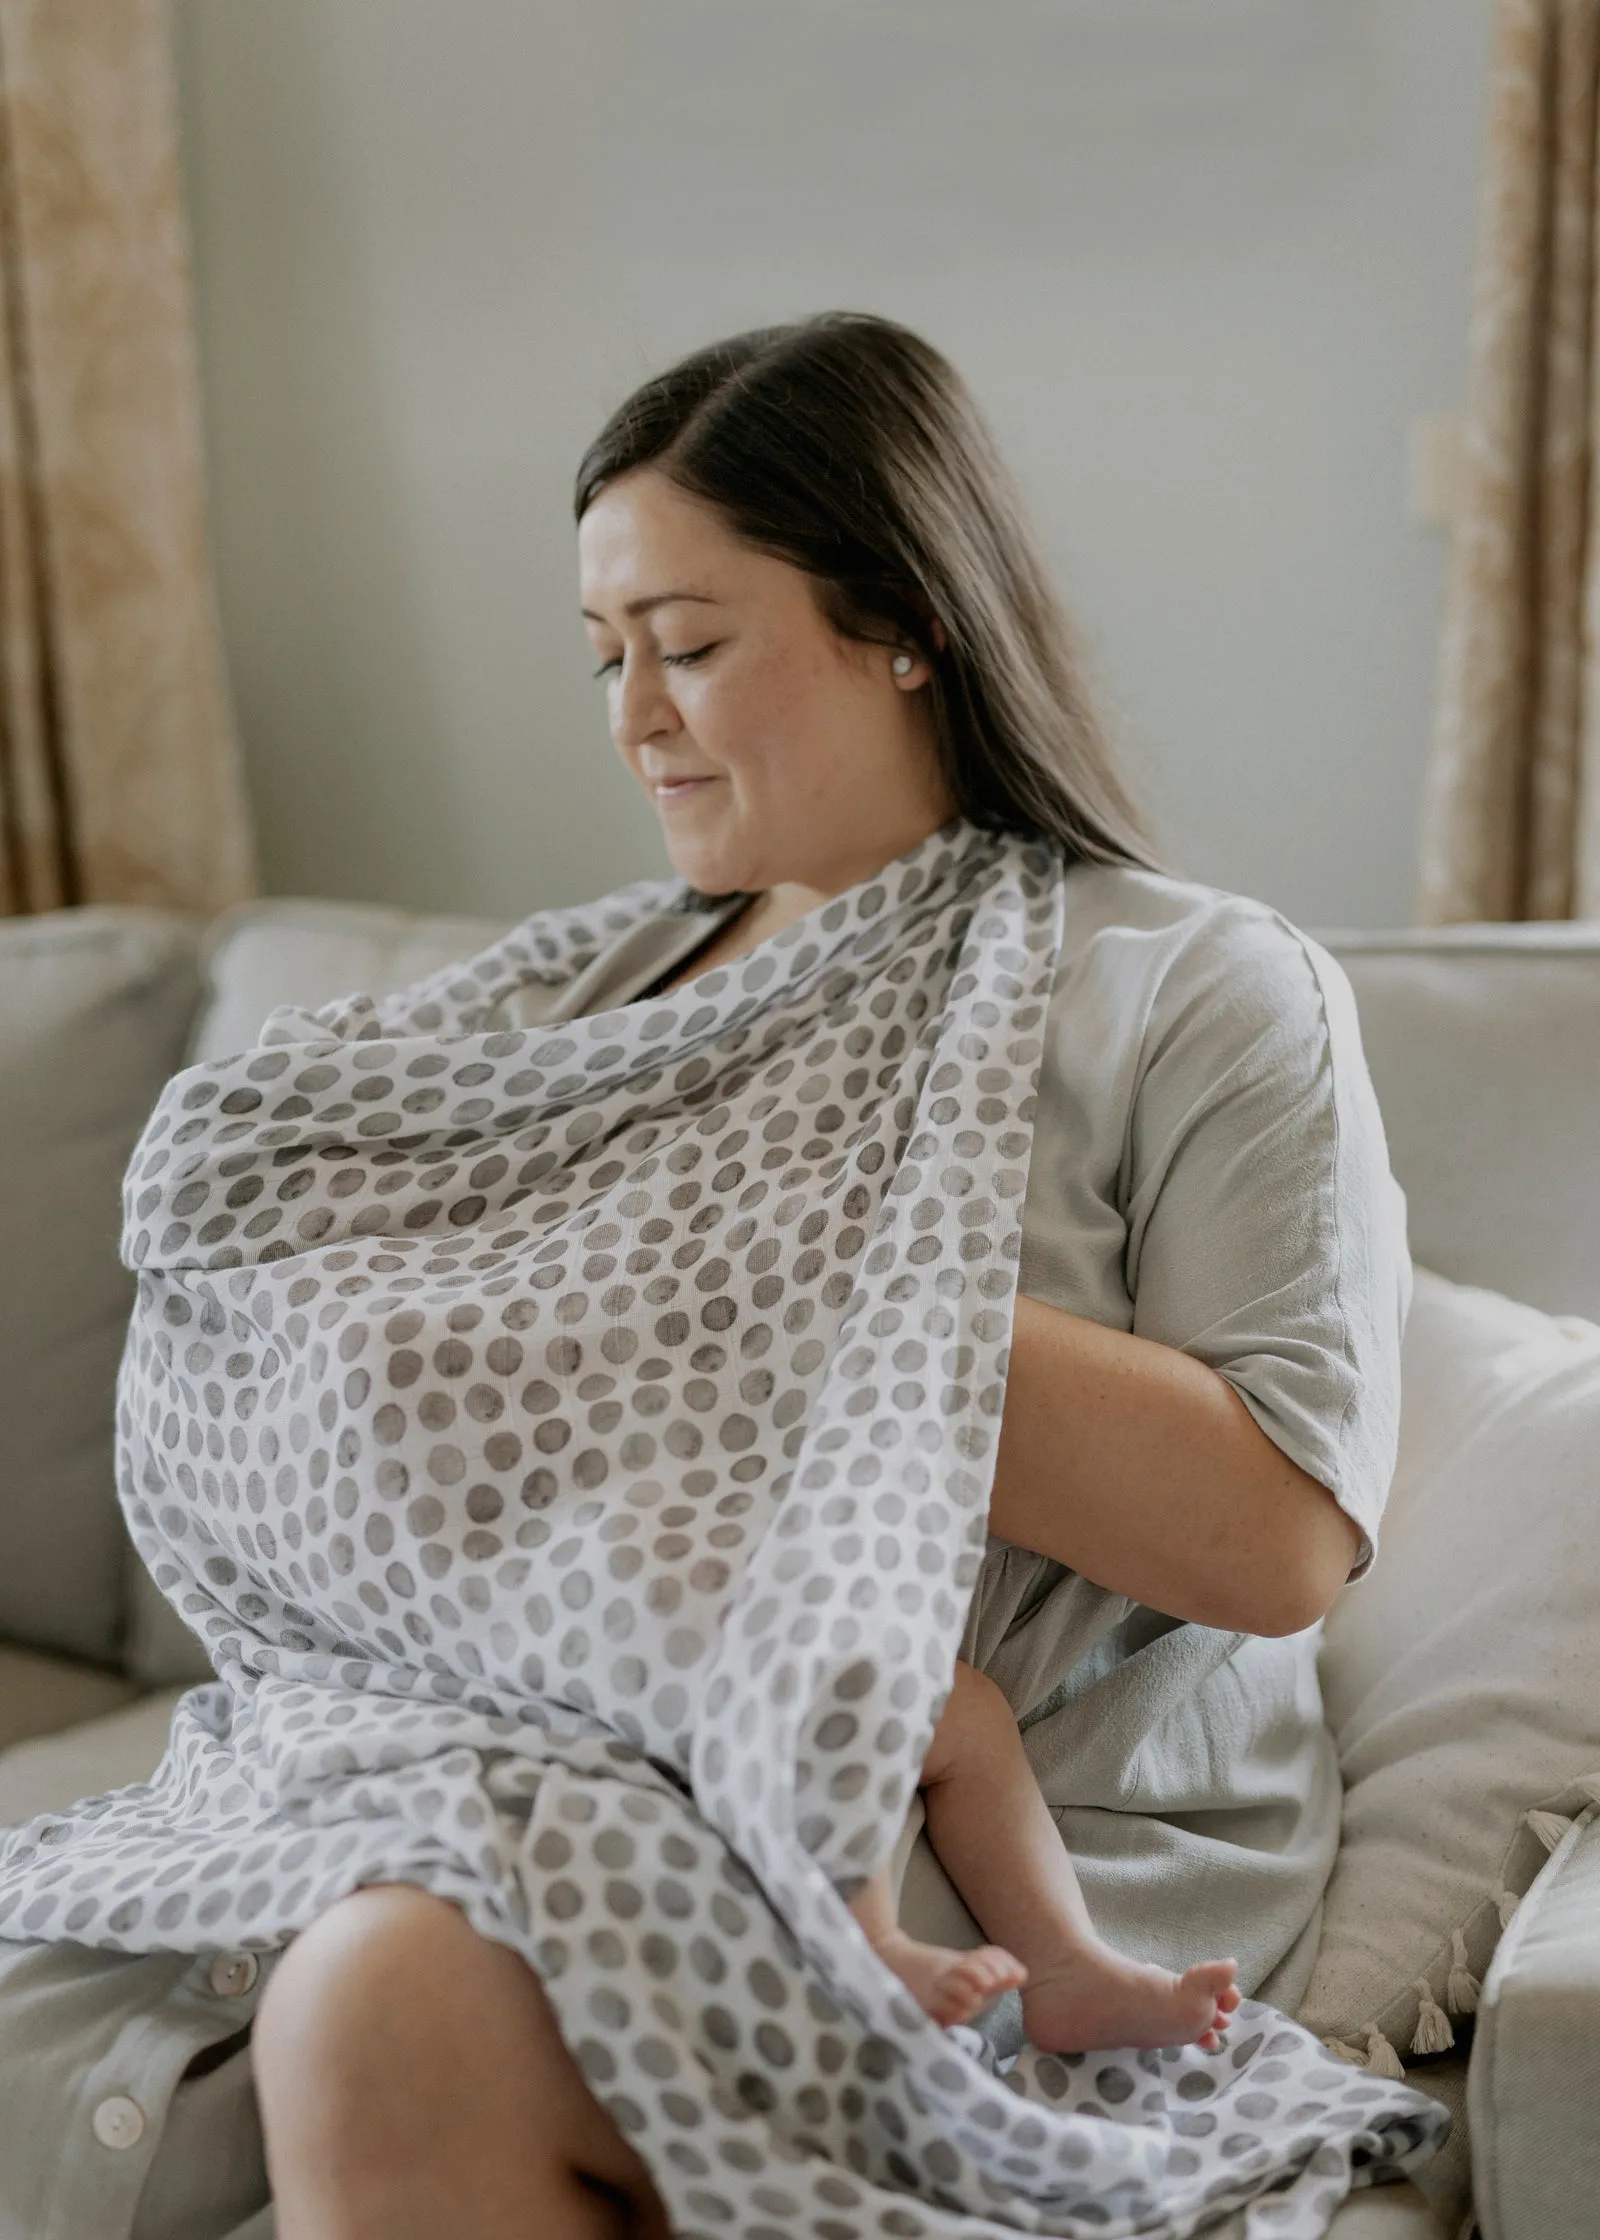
1122 901 1410 1577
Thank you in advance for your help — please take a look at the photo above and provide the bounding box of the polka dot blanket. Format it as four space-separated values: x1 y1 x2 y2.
0 821 1446 2234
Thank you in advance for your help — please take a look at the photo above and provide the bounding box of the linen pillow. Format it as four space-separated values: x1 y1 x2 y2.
1300 1266 1600 2071
0 908 203 1663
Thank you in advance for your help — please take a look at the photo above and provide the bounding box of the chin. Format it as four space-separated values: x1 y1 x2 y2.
659 832 753 899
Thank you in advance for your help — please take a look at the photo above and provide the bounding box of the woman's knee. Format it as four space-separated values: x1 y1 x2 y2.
256 1884 467 2068
256 1888 454 2149
254 1883 661 2220
254 1883 554 2173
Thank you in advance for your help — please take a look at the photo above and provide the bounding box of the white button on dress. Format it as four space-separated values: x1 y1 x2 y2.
91 2095 146 2150
206 1952 260 1999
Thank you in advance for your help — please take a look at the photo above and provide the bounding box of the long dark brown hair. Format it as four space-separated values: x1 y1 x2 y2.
575 312 1160 872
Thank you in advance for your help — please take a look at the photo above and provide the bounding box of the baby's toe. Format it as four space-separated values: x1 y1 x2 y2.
932 1947 1025 2025
1188 1960 1238 1995
958 1947 1026 2005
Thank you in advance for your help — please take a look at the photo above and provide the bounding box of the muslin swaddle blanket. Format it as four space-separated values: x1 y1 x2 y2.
0 820 1446 2236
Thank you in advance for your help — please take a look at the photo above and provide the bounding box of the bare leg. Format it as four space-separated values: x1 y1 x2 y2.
254 1883 669 2240
916 1663 1240 2053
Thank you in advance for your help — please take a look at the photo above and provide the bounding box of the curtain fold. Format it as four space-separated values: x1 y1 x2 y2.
0 0 255 919
1421 0 1600 923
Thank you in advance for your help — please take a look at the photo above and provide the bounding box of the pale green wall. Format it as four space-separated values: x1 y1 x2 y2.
174 0 1493 929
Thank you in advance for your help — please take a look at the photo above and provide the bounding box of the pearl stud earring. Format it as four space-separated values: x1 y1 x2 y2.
892 652 915 675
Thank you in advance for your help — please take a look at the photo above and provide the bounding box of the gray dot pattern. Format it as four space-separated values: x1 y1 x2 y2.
0 822 1447 2233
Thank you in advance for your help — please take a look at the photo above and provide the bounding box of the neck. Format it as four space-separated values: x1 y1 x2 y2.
743 798 959 931
736 884 826 945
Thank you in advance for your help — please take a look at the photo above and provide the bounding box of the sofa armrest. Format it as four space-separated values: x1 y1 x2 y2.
1470 1803 1600 2240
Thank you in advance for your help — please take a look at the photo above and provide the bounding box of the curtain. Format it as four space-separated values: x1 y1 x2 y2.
1420 0 1600 924
0 0 254 920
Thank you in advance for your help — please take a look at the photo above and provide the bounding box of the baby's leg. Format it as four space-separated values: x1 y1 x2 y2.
921 1662 1239 2054
849 1865 1025 2028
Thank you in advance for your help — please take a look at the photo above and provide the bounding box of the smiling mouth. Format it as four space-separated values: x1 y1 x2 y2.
651 775 717 802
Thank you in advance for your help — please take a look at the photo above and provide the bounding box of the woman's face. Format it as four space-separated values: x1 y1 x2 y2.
579 467 952 900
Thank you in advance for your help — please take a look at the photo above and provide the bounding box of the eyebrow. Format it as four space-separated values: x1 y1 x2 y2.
580 591 722 624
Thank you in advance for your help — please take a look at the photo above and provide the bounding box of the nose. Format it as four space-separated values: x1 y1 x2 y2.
611 653 683 753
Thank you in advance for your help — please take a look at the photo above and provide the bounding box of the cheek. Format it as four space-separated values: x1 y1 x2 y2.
690 647 845 792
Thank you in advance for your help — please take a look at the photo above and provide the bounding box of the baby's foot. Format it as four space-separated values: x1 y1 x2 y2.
869 1928 1028 2028
1021 1945 1239 2055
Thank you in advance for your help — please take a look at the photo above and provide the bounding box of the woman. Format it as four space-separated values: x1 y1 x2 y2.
0 314 1433 2240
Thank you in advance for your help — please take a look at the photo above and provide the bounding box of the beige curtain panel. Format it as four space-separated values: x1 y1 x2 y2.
0 0 255 919
1421 0 1600 923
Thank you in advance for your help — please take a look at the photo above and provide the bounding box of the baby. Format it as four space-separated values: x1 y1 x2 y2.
849 1660 1240 2052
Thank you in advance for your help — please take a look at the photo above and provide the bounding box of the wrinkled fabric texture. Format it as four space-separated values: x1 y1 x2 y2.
0 822 1445 2235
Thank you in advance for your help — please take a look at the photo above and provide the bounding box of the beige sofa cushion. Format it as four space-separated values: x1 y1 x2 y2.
1322 2189 1447 2238
1304 1268 1600 2068
0 1688 186 1828
0 1645 137 1757
184 897 510 1068
1327 926 1600 1320
0 908 203 1663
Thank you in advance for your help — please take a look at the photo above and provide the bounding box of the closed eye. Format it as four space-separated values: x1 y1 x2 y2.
591 643 721 681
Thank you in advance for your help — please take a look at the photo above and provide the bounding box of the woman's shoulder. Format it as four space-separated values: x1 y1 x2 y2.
1062 857 1327 965
1056 858 1358 1055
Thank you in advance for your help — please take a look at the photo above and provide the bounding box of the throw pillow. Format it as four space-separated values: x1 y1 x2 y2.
1300 1267 1600 2070
0 908 202 1662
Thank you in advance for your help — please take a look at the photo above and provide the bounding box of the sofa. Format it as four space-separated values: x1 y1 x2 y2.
3 893 1598 2240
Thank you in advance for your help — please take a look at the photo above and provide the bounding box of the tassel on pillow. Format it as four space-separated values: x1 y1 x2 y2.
1321 2035 1366 2066
1360 2024 1407 2078
1410 1979 1454 2056
1525 1808 1573 1853
1446 1929 1481 2016
1494 1889 1520 1929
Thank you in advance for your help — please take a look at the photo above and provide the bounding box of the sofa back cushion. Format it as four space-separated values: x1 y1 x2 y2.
0 908 203 1663
1322 926 1600 1320
185 899 512 1066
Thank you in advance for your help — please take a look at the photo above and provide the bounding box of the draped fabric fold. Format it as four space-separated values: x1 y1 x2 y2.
0 0 254 918
1420 0 1600 923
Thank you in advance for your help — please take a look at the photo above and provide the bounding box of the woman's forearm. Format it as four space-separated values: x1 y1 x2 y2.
988 1295 1364 1638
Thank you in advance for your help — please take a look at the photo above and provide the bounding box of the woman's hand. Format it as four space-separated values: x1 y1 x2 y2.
988 1295 1364 1638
